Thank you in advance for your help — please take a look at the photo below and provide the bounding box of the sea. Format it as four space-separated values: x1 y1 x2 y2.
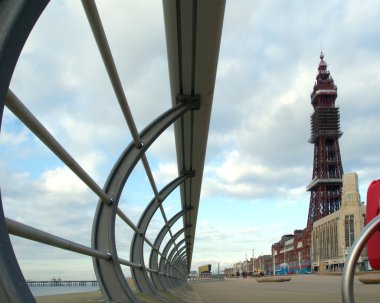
29 285 100 297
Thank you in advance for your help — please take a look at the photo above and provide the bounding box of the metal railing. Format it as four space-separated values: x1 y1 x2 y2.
0 1 225 302
188 274 225 283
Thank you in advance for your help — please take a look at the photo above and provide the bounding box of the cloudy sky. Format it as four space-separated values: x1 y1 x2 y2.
1 0 380 279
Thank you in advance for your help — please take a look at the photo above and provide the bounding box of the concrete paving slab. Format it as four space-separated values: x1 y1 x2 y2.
189 275 380 303
35 275 380 303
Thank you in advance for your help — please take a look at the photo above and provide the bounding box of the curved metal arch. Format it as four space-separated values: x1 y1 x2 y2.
149 209 187 290
160 229 186 268
341 214 380 303
0 1 49 302
130 174 189 294
92 100 196 302
164 242 187 289
159 228 186 288
167 242 187 270
171 251 188 281
0 0 49 107
0 2 226 302
174 251 188 269
166 243 187 287
170 251 187 281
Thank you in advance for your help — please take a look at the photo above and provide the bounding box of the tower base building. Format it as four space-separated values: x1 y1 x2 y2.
311 173 367 273
272 172 368 275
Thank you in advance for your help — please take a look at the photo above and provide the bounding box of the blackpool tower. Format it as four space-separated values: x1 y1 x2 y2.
306 53 344 228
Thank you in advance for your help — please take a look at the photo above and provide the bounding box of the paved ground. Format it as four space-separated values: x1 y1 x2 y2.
35 274 380 303
189 275 380 303
35 291 103 303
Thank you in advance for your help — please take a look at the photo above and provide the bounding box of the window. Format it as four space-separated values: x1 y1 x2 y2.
344 214 355 248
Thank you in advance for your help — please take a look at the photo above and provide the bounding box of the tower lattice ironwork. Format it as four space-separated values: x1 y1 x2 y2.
306 52 344 228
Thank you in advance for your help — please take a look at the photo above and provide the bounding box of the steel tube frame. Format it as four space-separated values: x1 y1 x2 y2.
91 100 196 302
6 218 146 271
163 0 226 273
0 1 49 302
81 5 181 281
171 251 188 280
6 84 193 297
6 218 111 260
130 174 190 294
6 92 196 303
149 210 187 290
82 3 197 298
115 207 165 260
0 1 225 302
159 228 186 288
5 90 113 205
167 243 187 287
118 258 142 269
341 214 380 303
81 0 141 146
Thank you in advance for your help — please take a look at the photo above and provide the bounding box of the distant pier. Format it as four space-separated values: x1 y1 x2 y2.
27 279 98 287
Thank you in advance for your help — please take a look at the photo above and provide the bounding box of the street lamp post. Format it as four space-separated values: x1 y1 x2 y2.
252 249 255 273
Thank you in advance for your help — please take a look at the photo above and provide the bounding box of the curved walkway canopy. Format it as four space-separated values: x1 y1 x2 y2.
0 1 225 302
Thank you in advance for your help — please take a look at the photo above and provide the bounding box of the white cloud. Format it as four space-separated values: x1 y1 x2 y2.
40 166 87 195
152 161 178 185
0 130 27 146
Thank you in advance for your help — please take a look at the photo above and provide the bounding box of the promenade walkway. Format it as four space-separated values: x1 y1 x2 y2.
190 275 379 303
35 274 379 303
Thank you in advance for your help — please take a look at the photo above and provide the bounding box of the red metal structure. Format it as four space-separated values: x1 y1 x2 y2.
366 179 380 270
306 53 344 227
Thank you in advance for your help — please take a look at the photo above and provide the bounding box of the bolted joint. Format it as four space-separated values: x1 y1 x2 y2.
182 170 195 178
134 140 144 149
176 94 200 110
106 196 114 206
